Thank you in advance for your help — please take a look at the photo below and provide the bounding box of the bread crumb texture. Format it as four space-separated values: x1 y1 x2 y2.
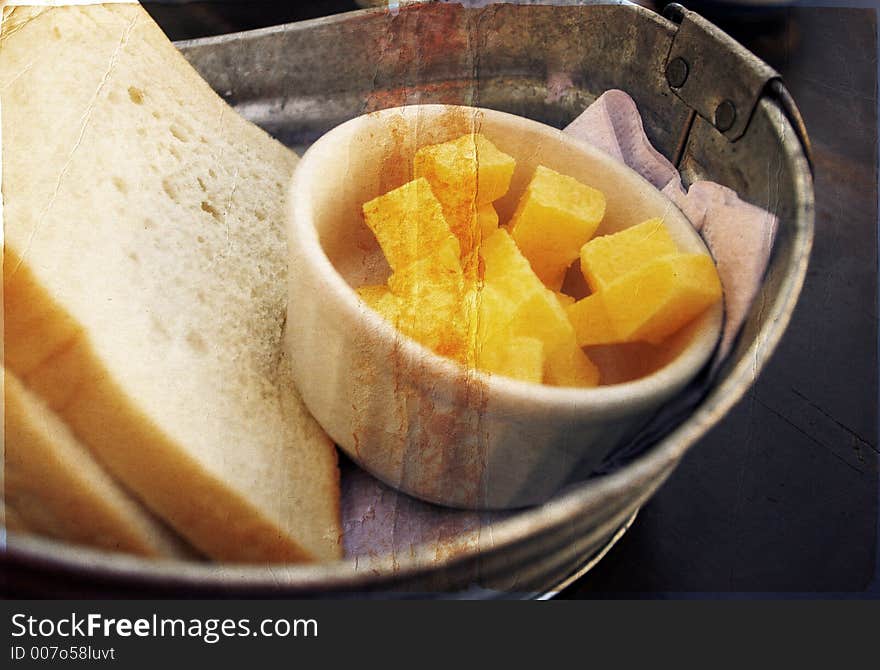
2 4 342 562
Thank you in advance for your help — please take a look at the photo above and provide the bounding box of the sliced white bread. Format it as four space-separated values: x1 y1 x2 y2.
1 4 342 562
3 370 194 558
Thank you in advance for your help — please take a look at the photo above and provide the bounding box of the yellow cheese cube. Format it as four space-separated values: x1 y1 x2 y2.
387 237 463 298
459 204 502 281
477 204 499 241
580 217 677 292
442 282 512 369
414 133 515 206
554 291 576 308
467 283 511 344
511 291 574 353
510 166 606 290
544 341 601 388
360 156 611 387
362 177 459 271
477 335 544 384
511 293 599 387
480 229 546 301
481 230 571 341
568 253 722 346
414 134 515 255
479 230 599 387
356 284 401 323
356 284 391 306
463 285 592 386
565 293 618 347
395 292 462 356
387 240 466 357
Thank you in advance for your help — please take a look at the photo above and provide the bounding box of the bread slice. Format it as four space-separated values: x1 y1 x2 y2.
1 4 342 562
3 370 194 558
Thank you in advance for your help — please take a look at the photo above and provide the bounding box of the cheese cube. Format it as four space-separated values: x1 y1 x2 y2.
480 228 546 300
362 177 459 271
355 284 401 324
414 134 515 255
554 291 576 308
414 133 515 206
564 293 618 347
510 166 606 290
477 204 499 241
477 335 544 384
387 237 463 298
544 341 601 388
387 239 466 357
568 253 722 346
580 217 677 292
479 230 599 387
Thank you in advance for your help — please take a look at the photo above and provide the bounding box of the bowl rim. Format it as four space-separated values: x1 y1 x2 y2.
287 103 724 421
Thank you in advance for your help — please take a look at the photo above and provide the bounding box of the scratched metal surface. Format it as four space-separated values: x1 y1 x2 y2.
1 1 819 597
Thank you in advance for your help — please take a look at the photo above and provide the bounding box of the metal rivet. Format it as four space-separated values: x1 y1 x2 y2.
666 57 689 89
714 100 737 132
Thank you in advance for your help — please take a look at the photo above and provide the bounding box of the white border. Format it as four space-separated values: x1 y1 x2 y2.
2 1 136 7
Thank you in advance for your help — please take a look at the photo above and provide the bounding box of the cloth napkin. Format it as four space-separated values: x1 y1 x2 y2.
565 89 778 473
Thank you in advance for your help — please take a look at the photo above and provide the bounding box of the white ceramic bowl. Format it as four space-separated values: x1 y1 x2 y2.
284 104 722 509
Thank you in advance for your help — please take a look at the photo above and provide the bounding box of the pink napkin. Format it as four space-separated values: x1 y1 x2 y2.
565 89 778 362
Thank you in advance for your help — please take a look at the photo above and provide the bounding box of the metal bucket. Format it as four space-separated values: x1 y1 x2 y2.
2 1 813 597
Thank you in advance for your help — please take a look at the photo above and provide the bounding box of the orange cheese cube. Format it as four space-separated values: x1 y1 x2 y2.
355 284 388 304
544 341 601 388
459 204 502 281
356 284 401 323
468 283 511 344
564 293 618 347
362 177 459 271
510 166 606 290
387 240 466 356
554 291 576 308
568 253 722 346
477 204 499 241
414 133 515 206
477 335 544 384
580 217 677 292
480 228 546 300
387 237 463 298
479 230 599 387
414 134 515 255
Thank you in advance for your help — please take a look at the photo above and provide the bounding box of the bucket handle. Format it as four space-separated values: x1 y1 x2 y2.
662 3 813 172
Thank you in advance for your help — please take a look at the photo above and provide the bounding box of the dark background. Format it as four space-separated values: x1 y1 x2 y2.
141 0 879 597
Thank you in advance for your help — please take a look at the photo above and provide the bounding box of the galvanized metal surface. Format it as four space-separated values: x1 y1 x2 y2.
2 1 813 597
663 3 780 141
